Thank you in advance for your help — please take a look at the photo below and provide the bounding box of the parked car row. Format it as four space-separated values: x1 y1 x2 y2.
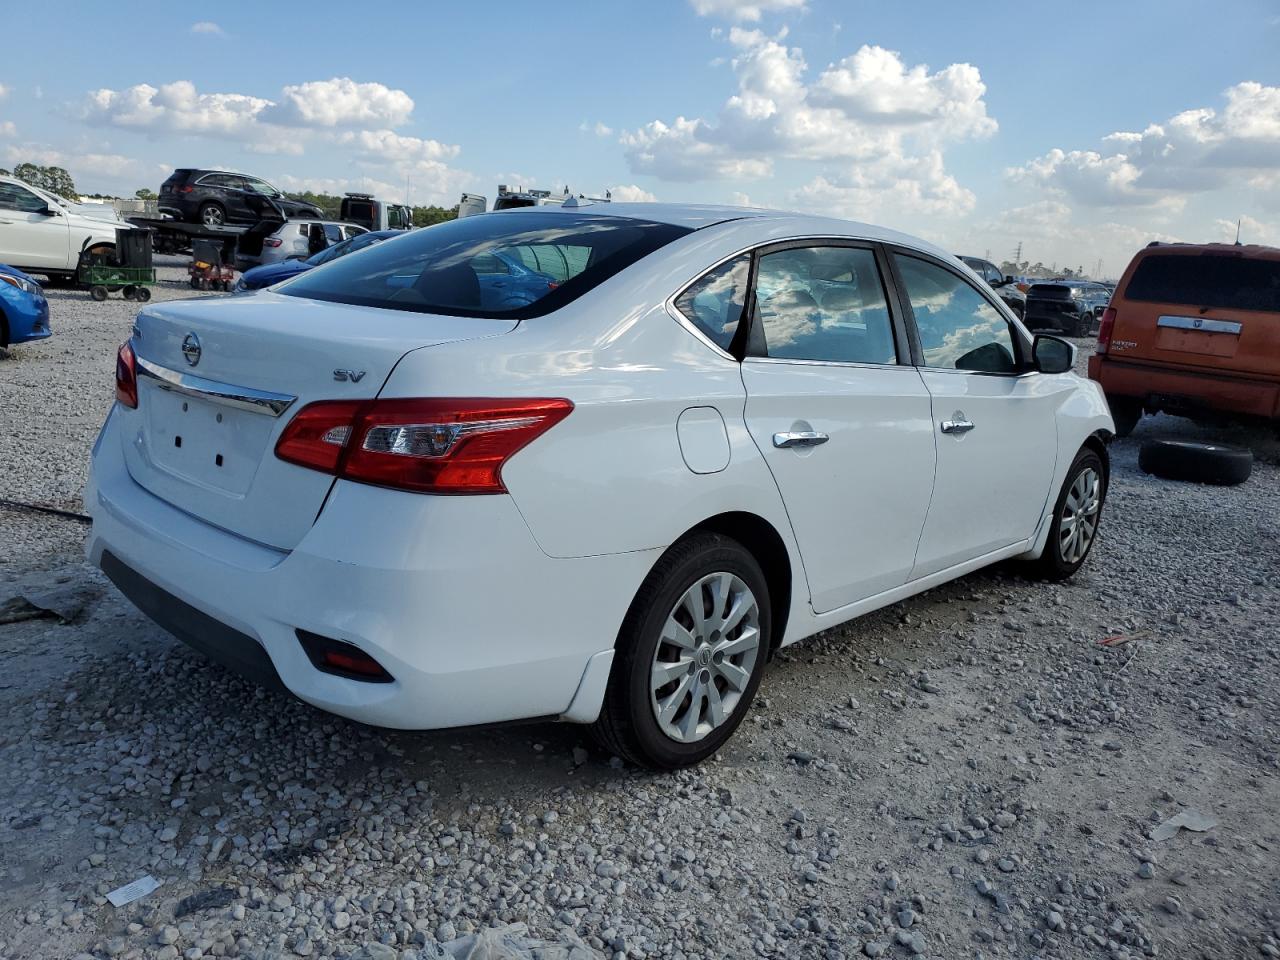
1024 280 1112 337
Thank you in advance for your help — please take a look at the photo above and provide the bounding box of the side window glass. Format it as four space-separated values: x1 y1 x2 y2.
752 246 897 364
894 255 1018 373
674 254 750 352
0 183 46 212
324 224 342 243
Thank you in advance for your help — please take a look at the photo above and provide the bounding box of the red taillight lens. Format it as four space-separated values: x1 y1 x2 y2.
263 238 283 248
179 185 194 193
1096 307 1117 355
115 341 138 408
275 398 572 494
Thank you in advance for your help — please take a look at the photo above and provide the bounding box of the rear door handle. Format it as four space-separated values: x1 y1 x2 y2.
773 430 829 448
940 419 975 435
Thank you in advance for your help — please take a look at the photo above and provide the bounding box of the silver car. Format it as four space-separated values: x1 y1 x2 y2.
237 220 368 270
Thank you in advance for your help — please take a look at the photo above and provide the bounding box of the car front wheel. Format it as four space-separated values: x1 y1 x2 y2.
1030 448 1106 580
592 532 770 769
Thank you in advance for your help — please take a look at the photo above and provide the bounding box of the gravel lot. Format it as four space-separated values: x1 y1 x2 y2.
1 263 1278 960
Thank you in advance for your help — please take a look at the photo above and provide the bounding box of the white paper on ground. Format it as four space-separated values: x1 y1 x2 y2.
106 874 161 907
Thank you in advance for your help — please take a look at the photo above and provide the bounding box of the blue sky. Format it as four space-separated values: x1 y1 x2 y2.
2 0 1277 276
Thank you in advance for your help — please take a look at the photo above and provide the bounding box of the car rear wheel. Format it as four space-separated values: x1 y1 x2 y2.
591 532 770 769
1029 448 1106 581
199 203 226 227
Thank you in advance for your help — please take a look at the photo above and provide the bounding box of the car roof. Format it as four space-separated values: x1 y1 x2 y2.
492 202 955 259
1137 241 1280 261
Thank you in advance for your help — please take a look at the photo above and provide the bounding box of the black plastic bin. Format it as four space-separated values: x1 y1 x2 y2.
115 227 154 269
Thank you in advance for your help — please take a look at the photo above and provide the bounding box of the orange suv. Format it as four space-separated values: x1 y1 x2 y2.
1089 242 1280 436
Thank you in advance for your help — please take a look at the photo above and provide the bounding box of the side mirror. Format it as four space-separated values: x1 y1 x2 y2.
38 204 60 217
1033 335 1075 374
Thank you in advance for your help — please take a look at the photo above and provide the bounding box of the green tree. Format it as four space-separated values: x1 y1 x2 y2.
9 162 79 200
135 188 158 200
411 204 457 228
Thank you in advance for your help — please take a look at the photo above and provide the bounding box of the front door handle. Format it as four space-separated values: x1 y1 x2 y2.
940 418 975 435
773 430 829 449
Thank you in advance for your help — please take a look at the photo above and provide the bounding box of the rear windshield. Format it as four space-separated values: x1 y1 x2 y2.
1028 284 1075 298
280 212 689 318
1125 254 1280 313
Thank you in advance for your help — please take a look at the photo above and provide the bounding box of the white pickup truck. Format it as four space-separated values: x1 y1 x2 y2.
0 176 121 282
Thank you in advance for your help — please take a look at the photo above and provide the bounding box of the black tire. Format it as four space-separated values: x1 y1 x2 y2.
1108 396 1142 438
1029 448 1107 581
90 286 108 302
199 203 226 227
122 286 136 300
189 277 200 290
591 532 771 769
135 287 152 302
1138 439 1252 486
1074 314 1091 338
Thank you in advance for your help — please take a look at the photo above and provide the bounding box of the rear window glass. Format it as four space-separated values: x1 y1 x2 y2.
1125 254 1280 313
280 212 689 318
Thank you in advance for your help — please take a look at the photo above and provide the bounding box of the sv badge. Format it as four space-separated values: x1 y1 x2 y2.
333 369 367 382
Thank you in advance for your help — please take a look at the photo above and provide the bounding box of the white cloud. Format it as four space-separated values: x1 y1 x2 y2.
336 128 458 162
190 21 224 36
260 78 414 128
0 121 15 137
83 81 272 137
1215 214 1280 246
0 83 9 99
1009 81 1280 208
608 184 658 202
83 77 416 139
580 120 613 137
3 143 136 178
619 30 991 219
793 151 976 220
690 0 806 21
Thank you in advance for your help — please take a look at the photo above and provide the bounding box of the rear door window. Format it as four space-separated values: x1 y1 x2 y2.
280 212 690 318
1125 254 1280 313
751 245 898 364
323 224 343 243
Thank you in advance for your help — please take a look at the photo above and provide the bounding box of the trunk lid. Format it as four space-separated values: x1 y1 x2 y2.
119 292 517 549
1110 250 1280 376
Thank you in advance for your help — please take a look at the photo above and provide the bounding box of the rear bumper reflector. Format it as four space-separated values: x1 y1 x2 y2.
296 630 395 683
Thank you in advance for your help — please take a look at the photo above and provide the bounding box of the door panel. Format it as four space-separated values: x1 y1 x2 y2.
890 251 1059 577
738 242 934 613
743 361 936 611
912 371 1061 577
0 183 70 269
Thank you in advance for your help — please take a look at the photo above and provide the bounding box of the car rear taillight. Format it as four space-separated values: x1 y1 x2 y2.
179 185 194 194
275 398 573 494
1096 307 1117 355
115 341 138 408
263 238 283 248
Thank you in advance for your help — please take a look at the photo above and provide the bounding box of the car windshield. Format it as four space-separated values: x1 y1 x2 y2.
279 212 690 318
1125 254 1280 313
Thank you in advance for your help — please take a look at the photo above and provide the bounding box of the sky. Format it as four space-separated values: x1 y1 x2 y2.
1 0 1277 277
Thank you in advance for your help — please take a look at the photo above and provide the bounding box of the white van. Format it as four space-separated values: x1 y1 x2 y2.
0 176 121 282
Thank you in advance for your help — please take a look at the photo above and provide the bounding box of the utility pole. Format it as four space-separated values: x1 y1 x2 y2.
1012 241 1023 266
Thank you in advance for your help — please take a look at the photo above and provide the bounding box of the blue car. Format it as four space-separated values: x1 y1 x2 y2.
235 229 403 292
0 264 50 349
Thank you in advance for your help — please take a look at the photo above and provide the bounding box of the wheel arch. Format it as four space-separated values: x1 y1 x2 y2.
679 510 794 653
1083 429 1112 487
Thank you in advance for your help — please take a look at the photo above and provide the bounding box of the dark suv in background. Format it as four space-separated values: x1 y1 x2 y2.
159 169 323 226
958 255 1026 318
1025 281 1108 337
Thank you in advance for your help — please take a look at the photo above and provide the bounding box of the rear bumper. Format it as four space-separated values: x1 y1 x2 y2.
1089 356 1280 419
86 408 656 729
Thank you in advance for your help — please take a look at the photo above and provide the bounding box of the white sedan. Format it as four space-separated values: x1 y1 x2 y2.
87 203 1113 768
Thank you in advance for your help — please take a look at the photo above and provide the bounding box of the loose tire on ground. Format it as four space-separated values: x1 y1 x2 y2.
591 531 771 769
1138 439 1252 486
1028 447 1107 581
